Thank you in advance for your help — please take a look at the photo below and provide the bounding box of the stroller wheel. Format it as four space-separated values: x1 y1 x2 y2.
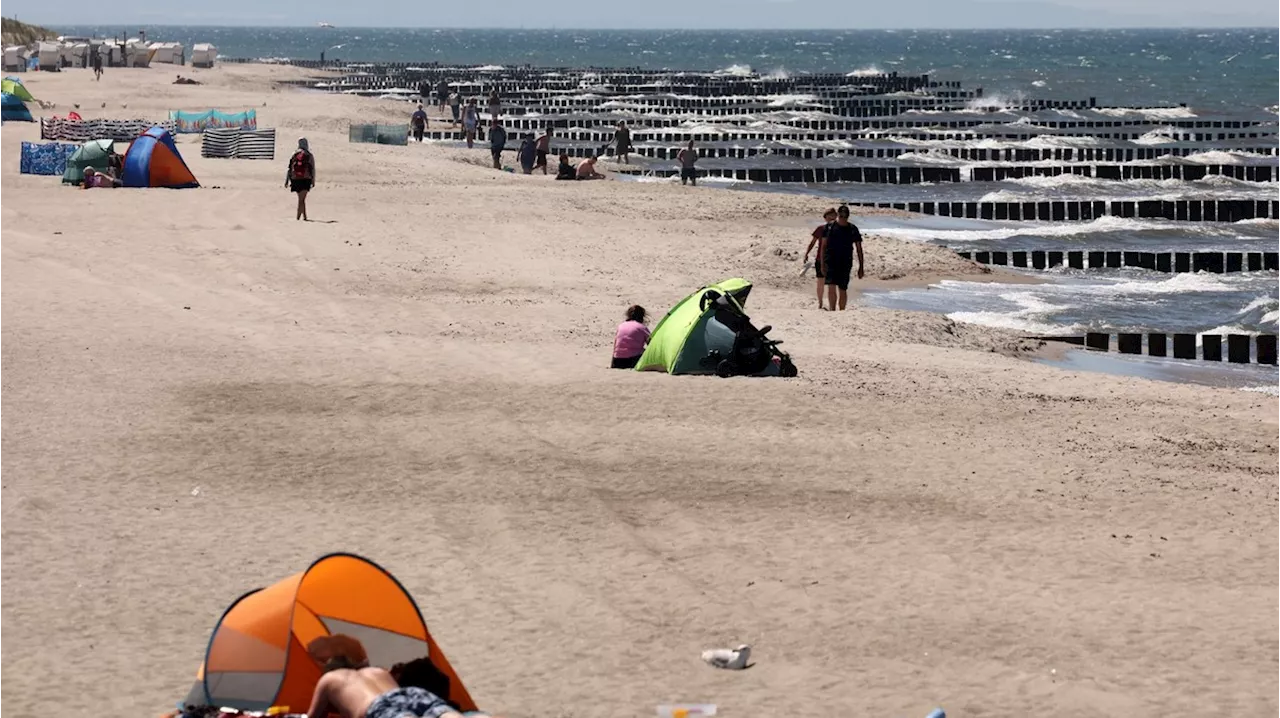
715 359 735 378
779 356 798 378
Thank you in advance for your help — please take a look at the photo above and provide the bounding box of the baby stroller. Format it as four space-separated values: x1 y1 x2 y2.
698 291 798 378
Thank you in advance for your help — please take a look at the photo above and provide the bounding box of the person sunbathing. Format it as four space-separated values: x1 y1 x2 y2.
83 167 120 189
575 155 605 180
305 636 496 718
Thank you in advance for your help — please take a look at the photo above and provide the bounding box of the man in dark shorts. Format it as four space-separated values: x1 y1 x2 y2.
804 208 837 310
436 80 449 112
534 127 553 174
411 104 428 142
677 140 698 186
614 121 632 164
488 120 507 169
823 205 865 311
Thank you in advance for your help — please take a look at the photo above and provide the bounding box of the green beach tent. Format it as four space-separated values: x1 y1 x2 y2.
2 77 35 103
62 139 115 185
635 278 756 374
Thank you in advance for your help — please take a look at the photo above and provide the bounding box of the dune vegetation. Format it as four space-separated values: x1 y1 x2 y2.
2 17 57 46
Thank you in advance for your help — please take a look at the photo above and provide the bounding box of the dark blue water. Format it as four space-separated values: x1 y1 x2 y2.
51 27 1280 109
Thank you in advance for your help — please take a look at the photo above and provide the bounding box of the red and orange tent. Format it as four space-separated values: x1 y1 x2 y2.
183 553 476 713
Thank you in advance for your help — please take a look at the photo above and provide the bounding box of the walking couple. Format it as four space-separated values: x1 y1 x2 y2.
803 205 865 311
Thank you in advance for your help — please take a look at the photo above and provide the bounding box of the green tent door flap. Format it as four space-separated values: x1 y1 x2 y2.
635 278 752 374
1 78 35 103
62 139 115 185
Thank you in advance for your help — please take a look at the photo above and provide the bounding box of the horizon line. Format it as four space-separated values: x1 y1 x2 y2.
17 22 1278 31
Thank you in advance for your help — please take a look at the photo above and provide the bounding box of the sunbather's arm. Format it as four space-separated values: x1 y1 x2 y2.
305 674 333 718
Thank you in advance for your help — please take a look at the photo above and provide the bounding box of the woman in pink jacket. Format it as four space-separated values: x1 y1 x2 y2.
611 305 650 369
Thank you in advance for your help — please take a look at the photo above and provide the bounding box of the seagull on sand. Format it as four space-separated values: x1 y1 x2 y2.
701 644 751 670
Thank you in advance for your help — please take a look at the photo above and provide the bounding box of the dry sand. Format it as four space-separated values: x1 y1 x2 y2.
2 64 1276 718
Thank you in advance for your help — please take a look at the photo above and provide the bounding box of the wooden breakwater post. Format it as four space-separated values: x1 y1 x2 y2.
955 249 1279 274
1037 333 1278 365
849 199 1280 223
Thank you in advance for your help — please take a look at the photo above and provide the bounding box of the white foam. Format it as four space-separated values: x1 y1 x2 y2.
894 151 966 166
1183 151 1253 165
1004 174 1099 188
846 65 883 77
1241 295 1279 314
946 310 1069 335
1104 273 1236 295
978 190 1031 202
964 93 1026 111
1201 324 1264 337
1234 294 1280 328
767 94 818 107
868 215 1179 242
946 289 1082 335
1241 385 1280 396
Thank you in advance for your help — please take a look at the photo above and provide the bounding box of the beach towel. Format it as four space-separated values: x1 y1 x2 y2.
19 141 78 175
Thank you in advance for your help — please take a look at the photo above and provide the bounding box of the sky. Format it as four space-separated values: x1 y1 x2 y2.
6 0 1277 29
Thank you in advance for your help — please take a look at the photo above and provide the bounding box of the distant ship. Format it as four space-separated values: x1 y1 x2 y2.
318 22 336 28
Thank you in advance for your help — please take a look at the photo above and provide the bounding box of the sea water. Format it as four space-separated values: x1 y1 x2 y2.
50 26 1280 109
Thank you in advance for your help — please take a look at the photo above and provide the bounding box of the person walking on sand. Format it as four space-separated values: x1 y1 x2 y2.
518 136 537 174
489 120 507 169
436 80 449 113
534 127 553 174
410 103 428 143
614 121 633 164
462 99 480 148
804 208 837 310
677 140 698 186
92 48 103 81
823 205 865 311
448 91 461 125
286 137 315 221
487 90 501 120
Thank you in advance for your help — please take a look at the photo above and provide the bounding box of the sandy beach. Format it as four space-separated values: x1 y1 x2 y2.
2 64 1276 718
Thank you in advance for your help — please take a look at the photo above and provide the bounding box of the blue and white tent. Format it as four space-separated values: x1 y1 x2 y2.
1 91 34 121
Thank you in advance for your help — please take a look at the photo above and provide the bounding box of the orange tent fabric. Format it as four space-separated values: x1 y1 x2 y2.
184 553 476 713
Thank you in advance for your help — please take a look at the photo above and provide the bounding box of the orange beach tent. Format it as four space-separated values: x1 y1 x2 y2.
183 553 477 713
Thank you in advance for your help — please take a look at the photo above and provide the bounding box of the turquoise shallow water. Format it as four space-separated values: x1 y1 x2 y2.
51 27 1280 109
